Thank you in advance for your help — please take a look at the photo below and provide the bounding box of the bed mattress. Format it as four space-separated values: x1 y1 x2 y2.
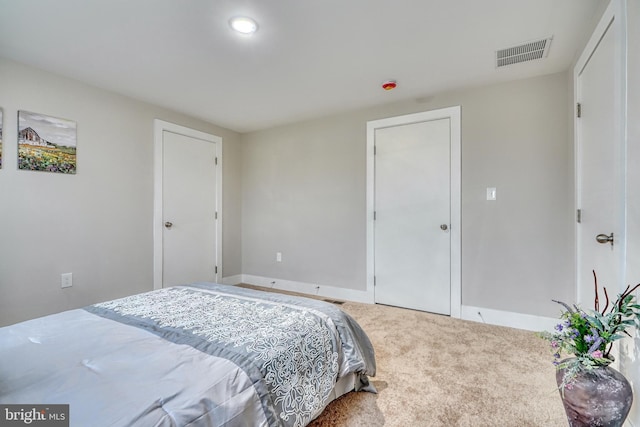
0 283 376 427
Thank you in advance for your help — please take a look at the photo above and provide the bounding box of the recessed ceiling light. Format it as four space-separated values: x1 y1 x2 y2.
229 16 258 35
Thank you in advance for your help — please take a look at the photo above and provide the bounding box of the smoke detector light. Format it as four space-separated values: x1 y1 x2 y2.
381 80 397 91
230 16 258 35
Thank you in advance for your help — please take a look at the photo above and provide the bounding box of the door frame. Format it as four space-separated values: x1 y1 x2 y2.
153 119 223 290
366 106 461 318
574 0 627 303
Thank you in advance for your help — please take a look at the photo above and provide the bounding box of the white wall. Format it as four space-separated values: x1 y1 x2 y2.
241 115 367 292
0 60 576 324
241 71 573 318
0 58 242 326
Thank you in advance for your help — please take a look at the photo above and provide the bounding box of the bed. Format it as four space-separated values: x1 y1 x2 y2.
0 283 376 426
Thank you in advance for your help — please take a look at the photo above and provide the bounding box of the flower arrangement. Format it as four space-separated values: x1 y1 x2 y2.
539 271 640 389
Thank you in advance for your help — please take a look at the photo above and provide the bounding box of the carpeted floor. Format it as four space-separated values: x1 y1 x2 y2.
239 284 567 427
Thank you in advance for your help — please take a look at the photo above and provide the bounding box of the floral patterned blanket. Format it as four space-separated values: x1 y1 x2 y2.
1 283 375 427
84 283 376 427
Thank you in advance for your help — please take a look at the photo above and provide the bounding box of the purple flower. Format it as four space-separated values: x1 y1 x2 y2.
551 341 559 348
555 323 564 332
591 350 603 358
584 334 595 343
588 337 604 354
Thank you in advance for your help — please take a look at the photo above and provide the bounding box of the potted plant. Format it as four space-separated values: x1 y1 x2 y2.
539 271 640 427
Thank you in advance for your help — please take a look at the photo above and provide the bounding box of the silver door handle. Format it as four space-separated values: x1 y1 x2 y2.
595 233 613 247
164 221 173 229
440 224 448 231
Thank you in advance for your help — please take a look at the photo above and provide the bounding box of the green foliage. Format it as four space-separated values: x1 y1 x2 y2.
539 272 640 389
18 145 76 174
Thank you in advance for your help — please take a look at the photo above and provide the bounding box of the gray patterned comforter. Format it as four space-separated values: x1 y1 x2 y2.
0 283 376 427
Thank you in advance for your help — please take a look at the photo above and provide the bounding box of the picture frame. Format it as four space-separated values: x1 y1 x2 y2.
18 110 77 174
0 108 3 169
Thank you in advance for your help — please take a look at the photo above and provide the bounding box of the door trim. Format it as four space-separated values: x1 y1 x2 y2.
574 0 627 302
366 106 461 317
153 119 223 290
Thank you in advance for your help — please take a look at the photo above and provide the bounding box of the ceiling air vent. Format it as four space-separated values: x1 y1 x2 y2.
496 37 552 68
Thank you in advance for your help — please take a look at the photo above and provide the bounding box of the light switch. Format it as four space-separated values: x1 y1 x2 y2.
276 252 282 262
61 272 73 288
486 187 497 201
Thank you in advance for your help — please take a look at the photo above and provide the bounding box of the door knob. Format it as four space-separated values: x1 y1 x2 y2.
164 221 173 229
595 232 613 247
440 224 448 231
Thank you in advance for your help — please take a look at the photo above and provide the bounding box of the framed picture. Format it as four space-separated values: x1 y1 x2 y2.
18 110 77 174
0 108 3 169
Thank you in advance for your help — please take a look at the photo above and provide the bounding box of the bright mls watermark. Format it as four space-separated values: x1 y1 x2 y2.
1 405 69 426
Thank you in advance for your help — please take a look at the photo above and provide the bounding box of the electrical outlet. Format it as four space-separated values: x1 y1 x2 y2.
61 273 73 288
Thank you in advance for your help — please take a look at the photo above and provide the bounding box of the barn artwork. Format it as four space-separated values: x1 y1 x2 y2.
18 110 77 174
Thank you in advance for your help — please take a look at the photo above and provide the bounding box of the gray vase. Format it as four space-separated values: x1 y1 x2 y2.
556 361 633 427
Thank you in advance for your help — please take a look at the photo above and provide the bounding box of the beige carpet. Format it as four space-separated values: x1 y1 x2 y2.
239 285 566 427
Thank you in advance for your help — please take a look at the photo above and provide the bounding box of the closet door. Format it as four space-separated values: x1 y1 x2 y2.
374 118 452 315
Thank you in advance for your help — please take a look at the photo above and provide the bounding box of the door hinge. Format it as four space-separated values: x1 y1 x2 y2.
215 211 218 220
373 276 376 286
215 157 218 165
373 211 376 220
576 103 582 118
215 266 218 274
374 145 377 155
576 209 582 223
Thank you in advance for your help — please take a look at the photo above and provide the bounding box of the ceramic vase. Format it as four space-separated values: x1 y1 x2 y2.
556 361 633 427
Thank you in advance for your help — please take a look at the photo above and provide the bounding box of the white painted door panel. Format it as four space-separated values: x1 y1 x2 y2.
374 118 451 314
576 18 621 307
162 131 217 287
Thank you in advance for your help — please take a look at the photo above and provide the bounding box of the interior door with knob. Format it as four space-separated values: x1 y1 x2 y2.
575 8 624 307
373 118 451 314
161 128 219 288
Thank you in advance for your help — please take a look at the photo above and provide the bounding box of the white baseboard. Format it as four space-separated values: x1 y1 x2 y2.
461 305 558 332
221 275 243 286
238 274 374 304
223 275 557 332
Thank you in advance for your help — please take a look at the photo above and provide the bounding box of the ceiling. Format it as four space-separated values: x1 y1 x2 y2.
0 0 603 133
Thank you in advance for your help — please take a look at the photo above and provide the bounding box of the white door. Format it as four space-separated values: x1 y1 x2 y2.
374 118 452 314
575 7 624 307
153 120 222 289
